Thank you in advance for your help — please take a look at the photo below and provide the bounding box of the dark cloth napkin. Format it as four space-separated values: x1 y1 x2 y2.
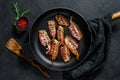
63 13 112 80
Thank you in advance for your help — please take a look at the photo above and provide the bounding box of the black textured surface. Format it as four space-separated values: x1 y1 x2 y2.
0 0 120 80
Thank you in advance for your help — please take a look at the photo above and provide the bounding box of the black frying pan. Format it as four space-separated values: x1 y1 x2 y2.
29 8 120 71
29 8 91 71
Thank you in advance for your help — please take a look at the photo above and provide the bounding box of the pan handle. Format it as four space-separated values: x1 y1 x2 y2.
112 11 120 20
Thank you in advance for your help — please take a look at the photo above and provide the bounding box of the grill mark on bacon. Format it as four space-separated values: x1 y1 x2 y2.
57 26 64 45
48 20 56 39
39 30 50 46
49 39 59 64
55 14 69 27
60 45 70 62
69 16 83 40
65 35 79 60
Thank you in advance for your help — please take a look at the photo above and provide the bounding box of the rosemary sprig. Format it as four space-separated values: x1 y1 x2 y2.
12 2 20 20
12 2 30 27
21 9 30 17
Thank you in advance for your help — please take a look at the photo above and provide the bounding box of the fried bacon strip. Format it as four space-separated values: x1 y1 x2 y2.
49 39 59 64
60 45 70 62
48 20 56 39
39 30 50 46
57 26 64 45
55 14 69 27
39 30 51 54
69 16 83 40
65 36 79 60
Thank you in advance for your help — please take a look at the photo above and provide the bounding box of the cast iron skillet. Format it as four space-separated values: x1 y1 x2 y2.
29 8 91 71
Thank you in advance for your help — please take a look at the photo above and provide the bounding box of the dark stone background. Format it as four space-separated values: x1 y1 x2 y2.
0 0 120 80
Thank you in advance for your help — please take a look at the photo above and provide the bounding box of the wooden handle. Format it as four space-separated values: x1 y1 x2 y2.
5 38 50 78
112 11 120 20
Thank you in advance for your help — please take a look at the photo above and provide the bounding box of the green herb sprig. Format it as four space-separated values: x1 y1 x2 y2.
12 2 30 27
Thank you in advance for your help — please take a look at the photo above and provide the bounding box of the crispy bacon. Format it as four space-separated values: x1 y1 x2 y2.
48 20 56 39
55 14 69 27
49 39 59 64
57 26 64 45
60 45 70 62
69 16 83 40
39 30 50 46
65 36 79 60
39 30 51 54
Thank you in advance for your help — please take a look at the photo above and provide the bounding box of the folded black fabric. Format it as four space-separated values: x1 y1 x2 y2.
63 13 112 80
